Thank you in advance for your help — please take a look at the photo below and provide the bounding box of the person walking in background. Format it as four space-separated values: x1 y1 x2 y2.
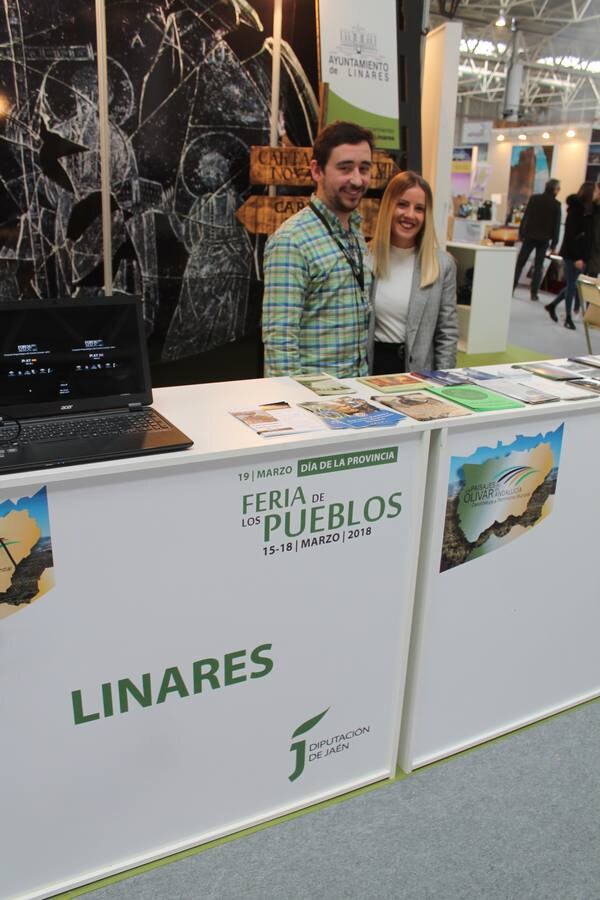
512 178 561 301
544 182 595 330
586 182 600 278
368 171 458 374
262 121 373 377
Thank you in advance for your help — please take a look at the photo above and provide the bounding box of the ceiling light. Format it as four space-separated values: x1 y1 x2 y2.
495 12 507 27
542 132 550 140
566 129 576 137
497 134 505 141
518 133 527 141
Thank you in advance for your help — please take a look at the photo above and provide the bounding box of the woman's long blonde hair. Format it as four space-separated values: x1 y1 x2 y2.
370 171 440 288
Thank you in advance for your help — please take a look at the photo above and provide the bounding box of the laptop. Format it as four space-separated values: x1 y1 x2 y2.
0 295 193 474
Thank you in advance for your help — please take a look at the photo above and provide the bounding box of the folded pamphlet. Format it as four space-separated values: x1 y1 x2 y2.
512 362 580 380
550 361 600 377
411 369 472 386
293 373 355 396
357 373 430 393
459 367 499 381
372 391 470 421
427 384 526 412
569 378 600 395
482 378 559 404
524 376 598 401
568 356 600 370
300 397 404 429
230 401 325 437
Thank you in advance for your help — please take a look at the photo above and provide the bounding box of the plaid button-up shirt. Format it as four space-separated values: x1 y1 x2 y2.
262 196 372 377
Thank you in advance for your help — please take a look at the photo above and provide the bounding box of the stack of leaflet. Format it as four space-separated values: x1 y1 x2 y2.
373 391 471 421
452 358 600 403
357 373 430 393
410 369 527 412
299 397 405 429
293 373 355 396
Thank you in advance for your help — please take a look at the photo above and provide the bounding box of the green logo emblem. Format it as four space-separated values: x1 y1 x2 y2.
289 708 329 781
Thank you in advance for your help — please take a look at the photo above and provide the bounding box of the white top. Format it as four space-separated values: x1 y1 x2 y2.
373 245 416 343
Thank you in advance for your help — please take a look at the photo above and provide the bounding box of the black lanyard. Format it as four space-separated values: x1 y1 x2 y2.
309 202 365 293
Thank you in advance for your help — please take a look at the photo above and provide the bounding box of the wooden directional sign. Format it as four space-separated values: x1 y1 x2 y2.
249 146 398 190
236 195 380 237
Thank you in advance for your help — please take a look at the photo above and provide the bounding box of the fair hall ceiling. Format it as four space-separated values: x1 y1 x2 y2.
429 0 600 122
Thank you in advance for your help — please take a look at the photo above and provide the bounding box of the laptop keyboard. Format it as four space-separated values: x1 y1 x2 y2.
15 410 170 444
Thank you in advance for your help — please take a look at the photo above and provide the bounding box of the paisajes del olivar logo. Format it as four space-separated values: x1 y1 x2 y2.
494 465 538 487
440 425 563 571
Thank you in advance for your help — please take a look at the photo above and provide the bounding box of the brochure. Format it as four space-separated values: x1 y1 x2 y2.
570 378 600 395
300 397 404 429
411 369 473 386
230 401 325 437
357 373 430 393
569 355 600 370
373 391 470 421
524 376 598 400
293 373 355 396
512 362 580 380
427 384 526 412
483 378 559 404
548 361 600 377
460 367 499 381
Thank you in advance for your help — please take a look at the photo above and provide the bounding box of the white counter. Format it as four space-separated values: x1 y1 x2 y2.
2 372 600 898
1 376 431 900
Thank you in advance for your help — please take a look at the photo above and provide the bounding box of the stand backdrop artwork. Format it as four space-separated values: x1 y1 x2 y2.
0 0 319 375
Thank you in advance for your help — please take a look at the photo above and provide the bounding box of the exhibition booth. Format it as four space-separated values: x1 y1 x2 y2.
2 2 600 898
3 365 600 899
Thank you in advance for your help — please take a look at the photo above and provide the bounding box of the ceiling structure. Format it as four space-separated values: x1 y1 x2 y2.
428 0 600 124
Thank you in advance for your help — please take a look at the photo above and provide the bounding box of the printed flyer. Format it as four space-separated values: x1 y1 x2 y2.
0 485 54 619
440 425 564 571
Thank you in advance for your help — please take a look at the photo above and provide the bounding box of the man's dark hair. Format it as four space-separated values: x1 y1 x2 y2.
545 178 560 195
312 121 374 168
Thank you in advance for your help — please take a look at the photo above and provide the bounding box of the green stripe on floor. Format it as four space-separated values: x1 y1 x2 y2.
57 771 408 898
57 695 599 899
457 344 549 367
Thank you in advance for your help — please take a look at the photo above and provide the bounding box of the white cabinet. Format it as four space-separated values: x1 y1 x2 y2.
447 241 517 354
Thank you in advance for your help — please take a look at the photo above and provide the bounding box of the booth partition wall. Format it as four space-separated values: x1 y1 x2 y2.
0 1 424 384
0 0 319 378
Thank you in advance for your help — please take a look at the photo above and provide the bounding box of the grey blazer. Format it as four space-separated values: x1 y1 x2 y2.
368 249 458 373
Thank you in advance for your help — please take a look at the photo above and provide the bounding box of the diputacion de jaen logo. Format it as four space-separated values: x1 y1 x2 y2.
289 708 329 782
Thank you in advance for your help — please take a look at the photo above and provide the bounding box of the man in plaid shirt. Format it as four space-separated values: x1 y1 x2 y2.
262 121 374 377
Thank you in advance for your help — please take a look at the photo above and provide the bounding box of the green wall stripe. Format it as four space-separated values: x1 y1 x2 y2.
57 695 599 898
326 90 399 149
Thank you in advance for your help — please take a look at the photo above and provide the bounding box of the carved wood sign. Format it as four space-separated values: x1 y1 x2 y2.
249 146 397 189
236 196 380 237
238 145 396 235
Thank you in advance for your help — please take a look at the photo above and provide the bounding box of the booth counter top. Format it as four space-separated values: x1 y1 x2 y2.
2 368 600 492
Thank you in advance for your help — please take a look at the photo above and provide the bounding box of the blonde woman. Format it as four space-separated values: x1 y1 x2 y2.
369 171 458 374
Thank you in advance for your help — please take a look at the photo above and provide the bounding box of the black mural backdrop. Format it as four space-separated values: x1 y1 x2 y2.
0 0 318 376
0 1 102 300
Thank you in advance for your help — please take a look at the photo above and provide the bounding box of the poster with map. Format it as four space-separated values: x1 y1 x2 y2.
440 425 564 572
0 486 54 619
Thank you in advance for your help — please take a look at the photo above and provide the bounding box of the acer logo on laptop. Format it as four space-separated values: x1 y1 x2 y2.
60 404 74 410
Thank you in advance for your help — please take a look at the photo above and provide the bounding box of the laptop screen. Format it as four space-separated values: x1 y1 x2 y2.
0 296 152 420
